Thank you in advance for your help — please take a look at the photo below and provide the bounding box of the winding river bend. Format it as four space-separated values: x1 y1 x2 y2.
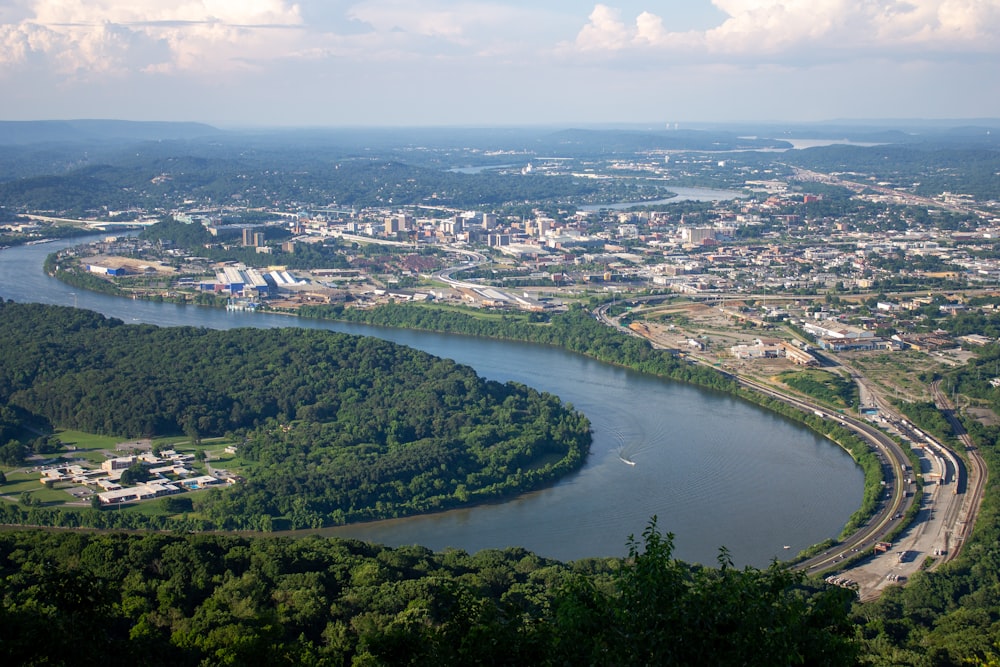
0 238 863 566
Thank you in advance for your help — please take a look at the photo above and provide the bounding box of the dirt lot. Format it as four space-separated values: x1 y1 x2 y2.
90 254 178 275
630 302 800 376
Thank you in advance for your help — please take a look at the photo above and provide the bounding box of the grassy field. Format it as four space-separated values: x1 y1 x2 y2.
0 476 79 505
50 430 125 464
775 368 858 410
409 301 535 322
1 471 51 495
844 350 948 403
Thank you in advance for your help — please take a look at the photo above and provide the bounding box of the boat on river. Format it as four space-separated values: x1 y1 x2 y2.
619 456 636 467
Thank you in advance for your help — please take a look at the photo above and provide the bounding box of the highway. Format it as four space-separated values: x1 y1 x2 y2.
431 247 489 290
735 376 914 575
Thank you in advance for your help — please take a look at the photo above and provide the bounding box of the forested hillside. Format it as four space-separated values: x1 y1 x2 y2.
0 521 858 666
0 301 590 529
0 154 605 213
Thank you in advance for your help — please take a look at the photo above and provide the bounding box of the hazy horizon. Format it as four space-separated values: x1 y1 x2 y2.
2 1 997 127
4 117 999 132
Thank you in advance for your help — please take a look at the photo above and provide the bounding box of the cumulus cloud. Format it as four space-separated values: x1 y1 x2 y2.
0 0 305 76
0 0 567 79
571 0 1000 60
575 5 630 50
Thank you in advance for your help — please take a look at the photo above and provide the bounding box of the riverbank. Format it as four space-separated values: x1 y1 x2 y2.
292 301 884 541
43 267 883 542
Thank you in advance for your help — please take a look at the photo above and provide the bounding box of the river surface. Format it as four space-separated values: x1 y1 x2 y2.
579 186 744 211
0 237 863 566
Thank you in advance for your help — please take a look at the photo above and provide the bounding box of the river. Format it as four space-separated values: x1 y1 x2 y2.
579 186 745 211
0 237 863 566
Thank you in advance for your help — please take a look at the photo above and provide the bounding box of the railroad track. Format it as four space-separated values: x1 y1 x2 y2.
930 381 988 562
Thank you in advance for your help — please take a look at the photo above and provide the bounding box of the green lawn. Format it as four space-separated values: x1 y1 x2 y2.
410 301 533 322
2 483 78 506
50 429 124 465
1 471 47 495
54 429 123 451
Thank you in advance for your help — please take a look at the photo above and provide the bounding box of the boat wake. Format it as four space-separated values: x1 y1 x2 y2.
612 428 640 467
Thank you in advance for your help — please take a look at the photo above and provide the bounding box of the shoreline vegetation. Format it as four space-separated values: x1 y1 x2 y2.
0 301 591 532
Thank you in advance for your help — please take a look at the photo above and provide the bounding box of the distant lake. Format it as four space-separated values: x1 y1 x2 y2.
448 164 518 174
0 237 863 566
740 138 887 153
784 139 885 150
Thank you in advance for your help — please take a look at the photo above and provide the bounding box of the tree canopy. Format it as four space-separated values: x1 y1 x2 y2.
0 300 590 529
0 520 857 666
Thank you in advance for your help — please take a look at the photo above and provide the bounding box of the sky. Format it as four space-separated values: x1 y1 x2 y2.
1 0 998 127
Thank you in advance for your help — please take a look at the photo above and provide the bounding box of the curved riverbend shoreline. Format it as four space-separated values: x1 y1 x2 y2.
0 238 864 566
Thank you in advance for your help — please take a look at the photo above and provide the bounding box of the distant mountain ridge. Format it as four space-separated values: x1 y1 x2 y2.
0 119 222 145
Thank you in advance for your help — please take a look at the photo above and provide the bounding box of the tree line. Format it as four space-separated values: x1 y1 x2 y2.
0 520 858 666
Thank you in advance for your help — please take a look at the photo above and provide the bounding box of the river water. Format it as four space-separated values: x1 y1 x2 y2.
0 237 863 566
579 186 745 211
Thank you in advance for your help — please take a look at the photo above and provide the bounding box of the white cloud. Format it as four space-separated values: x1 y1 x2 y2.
575 5 630 50
0 0 306 76
0 0 570 79
633 11 667 45
29 0 303 27
571 0 1000 60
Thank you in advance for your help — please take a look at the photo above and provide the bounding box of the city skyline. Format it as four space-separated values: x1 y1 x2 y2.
1 1 998 127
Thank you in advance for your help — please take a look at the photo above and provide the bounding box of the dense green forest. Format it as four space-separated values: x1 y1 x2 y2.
8 480 1000 667
0 301 590 529
0 520 858 666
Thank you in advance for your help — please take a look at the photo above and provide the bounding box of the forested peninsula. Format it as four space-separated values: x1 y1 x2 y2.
0 300 590 530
